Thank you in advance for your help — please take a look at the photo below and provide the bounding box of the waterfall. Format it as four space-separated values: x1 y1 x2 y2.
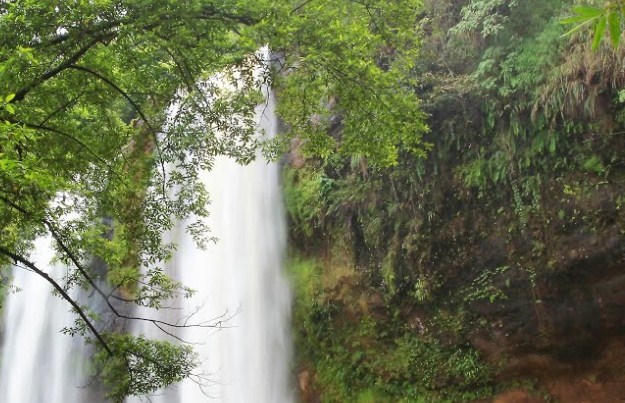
129 86 293 402
0 154 292 403
182 88 291 402
0 61 292 402
0 236 107 403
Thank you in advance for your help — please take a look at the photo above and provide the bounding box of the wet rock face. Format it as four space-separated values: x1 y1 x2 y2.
435 228 623 399
480 231 625 354
407 175 625 401
290 187 625 402
459 211 625 401
465 230 618 324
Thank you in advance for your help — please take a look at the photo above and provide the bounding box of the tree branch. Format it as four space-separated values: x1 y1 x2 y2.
67 64 168 198
5 118 119 177
39 90 86 126
291 0 318 15
0 195 224 332
0 245 112 355
11 34 113 103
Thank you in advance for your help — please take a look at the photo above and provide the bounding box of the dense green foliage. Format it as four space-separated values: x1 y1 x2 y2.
4 0 623 400
0 0 423 399
271 0 427 166
286 0 625 401
288 256 494 402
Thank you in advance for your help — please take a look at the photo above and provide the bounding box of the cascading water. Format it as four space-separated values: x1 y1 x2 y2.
0 235 106 403
129 85 293 402
179 87 292 403
0 55 292 402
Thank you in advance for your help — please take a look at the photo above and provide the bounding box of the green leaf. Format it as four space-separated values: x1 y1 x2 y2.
560 15 597 25
561 18 597 38
592 15 607 50
572 6 605 19
4 93 15 103
607 11 621 46
4 103 15 114
560 5 613 45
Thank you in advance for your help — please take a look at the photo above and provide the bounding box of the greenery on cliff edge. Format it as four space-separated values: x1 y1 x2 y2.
285 0 625 401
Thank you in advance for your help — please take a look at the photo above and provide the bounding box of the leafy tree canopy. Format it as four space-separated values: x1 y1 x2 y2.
0 0 424 400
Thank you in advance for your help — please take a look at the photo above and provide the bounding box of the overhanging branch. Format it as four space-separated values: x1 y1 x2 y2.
11 34 114 103
68 64 168 198
0 194 225 332
5 118 119 178
0 245 112 355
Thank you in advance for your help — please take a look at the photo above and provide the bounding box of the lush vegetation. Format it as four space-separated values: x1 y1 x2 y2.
285 0 625 401
288 256 495 402
0 0 422 400
3 0 625 400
